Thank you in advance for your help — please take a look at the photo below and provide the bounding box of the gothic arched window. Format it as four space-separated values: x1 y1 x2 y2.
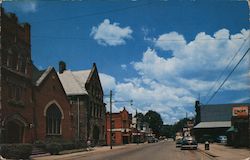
46 105 62 135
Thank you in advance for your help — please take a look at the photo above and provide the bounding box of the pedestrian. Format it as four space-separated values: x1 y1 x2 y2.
87 138 91 151
0 155 6 160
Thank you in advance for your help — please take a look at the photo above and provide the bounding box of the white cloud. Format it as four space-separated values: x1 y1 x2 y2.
154 32 186 51
121 64 127 70
18 1 37 13
100 28 249 124
99 73 116 92
90 19 133 46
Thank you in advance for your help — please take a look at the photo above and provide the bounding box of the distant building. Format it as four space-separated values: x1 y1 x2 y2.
58 62 106 145
106 107 131 145
131 116 152 143
0 8 73 143
194 101 250 146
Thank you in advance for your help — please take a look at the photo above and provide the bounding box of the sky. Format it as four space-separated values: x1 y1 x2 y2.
2 0 250 124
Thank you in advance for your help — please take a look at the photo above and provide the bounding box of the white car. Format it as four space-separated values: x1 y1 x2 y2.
181 137 198 150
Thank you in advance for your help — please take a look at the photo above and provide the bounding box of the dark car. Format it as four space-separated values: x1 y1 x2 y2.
148 137 158 143
199 134 214 143
181 137 198 150
216 135 227 144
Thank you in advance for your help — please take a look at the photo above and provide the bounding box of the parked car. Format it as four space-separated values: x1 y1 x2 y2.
216 135 227 143
175 139 182 148
181 137 198 150
199 134 214 143
148 137 158 143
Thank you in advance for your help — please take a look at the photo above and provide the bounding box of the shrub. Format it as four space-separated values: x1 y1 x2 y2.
46 143 63 155
0 143 32 159
61 142 75 150
34 140 46 149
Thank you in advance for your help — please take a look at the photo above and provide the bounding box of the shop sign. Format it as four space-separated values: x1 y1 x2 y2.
232 106 249 117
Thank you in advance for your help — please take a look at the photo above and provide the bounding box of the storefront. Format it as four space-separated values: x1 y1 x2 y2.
228 106 250 147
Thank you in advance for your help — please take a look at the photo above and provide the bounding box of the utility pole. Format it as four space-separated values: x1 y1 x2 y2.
136 109 139 145
109 90 112 149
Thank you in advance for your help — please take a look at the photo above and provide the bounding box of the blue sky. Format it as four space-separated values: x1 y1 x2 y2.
3 0 250 124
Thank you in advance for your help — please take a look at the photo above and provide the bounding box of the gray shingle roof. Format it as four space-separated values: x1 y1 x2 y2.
57 70 91 96
32 64 54 86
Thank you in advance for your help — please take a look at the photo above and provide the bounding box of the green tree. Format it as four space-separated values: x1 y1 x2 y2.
160 124 175 138
172 117 195 134
134 112 145 122
144 110 163 137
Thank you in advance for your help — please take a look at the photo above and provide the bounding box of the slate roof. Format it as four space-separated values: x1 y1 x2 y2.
194 121 231 129
57 70 91 96
32 64 53 86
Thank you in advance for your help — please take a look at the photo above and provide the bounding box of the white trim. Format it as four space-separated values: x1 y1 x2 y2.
107 128 131 132
43 100 65 119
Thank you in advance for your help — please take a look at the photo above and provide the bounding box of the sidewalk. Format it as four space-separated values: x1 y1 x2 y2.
31 143 139 160
198 143 250 160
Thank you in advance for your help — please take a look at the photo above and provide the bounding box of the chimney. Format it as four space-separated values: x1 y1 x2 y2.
59 61 66 74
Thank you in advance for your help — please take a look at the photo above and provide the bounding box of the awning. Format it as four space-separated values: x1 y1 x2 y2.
226 126 238 132
194 121 231 129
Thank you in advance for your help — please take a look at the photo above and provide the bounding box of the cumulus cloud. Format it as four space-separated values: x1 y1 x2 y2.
90 19 133 46
100 28 249 124
99 73 116 92
154 32 186 51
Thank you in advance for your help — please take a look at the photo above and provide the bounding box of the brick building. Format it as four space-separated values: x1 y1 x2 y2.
58 62 106 145
0 8 74 143
106 108 131 145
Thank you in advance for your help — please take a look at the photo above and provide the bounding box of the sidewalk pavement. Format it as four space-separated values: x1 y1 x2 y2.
198 143 250 160
31 143 140 160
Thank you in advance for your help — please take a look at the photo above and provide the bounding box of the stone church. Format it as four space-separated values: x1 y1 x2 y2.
0 7 106 145
58 62 106 145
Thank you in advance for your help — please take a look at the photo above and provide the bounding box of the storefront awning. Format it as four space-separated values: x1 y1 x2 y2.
194 121 231 129
226 126 238 132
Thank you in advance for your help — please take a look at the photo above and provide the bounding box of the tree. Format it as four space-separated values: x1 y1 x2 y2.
134 112 145 122
144 110 163 137
160 124 175 138
172 117 195 134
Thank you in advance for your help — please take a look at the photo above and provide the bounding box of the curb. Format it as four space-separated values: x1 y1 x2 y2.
197 148 218 158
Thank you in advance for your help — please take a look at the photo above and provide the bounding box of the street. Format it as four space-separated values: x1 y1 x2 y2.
46 141 215 160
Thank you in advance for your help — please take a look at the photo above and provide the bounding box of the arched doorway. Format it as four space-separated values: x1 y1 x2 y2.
93 125 100 145
5 120 24 143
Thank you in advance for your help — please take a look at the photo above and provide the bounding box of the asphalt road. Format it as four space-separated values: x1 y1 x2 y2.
60 141 216 160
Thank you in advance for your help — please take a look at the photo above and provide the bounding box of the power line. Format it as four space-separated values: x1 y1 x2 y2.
31 35 246 41
204 36 249 102
30 1 154 23
206 47 250 104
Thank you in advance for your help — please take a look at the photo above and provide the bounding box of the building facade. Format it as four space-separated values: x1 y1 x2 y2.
194 101 250 146
58 62 106 145
0 7 33 143
0 8 74 143
131 116 152 143
106 108 131 145
229 105 250 147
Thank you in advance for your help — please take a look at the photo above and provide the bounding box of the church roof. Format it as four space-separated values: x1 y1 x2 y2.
57 69 91 96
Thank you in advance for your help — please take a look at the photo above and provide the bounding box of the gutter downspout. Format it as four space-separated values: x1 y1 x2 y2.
77 97 80 140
